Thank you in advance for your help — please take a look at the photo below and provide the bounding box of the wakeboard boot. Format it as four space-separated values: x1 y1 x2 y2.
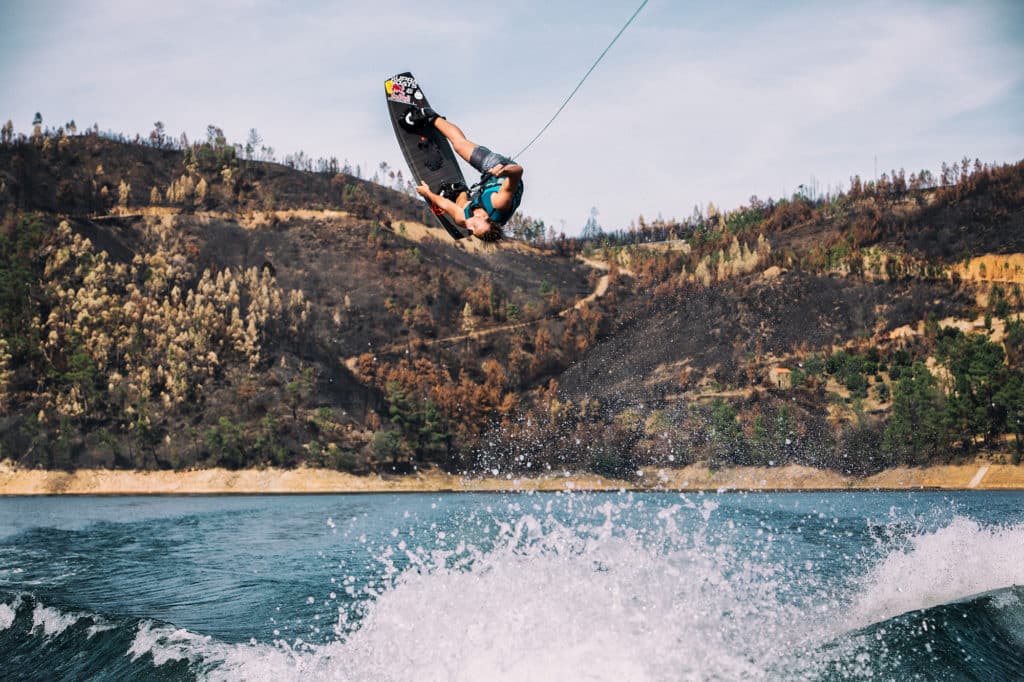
399 106 444 132
438 180 468 201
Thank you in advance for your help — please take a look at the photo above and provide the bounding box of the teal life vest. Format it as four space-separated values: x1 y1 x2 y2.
464 176 523 225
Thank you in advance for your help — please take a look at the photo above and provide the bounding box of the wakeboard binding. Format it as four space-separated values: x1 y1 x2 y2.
438 180 468 201
399 106 443 133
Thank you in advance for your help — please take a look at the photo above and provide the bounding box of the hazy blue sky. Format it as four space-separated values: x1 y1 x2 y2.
3 0 1022 233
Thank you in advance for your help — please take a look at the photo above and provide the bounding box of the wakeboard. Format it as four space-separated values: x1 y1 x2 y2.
385 72 469 240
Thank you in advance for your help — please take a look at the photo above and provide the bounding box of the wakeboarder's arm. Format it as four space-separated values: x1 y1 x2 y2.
487 163 524 211
416 182 467 226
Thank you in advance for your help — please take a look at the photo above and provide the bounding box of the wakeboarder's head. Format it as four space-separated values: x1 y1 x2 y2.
466 211 504 242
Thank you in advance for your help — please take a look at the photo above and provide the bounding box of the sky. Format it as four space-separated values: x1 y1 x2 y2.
2 0 1023 234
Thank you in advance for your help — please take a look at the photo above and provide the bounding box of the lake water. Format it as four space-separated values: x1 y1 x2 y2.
1 490 1022 680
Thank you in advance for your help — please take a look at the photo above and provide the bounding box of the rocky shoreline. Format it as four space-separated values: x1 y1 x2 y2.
1 460 1021 495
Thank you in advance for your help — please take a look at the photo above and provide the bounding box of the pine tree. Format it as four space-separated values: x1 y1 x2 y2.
996 370 1024 462
938 330 1007 445
882 362 947 464
709 398 746 465
581 206 602 240
245 128 262 160
149 121 166 148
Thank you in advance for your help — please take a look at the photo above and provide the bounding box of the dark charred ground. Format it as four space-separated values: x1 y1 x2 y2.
559 271 975 407
0 135 420 218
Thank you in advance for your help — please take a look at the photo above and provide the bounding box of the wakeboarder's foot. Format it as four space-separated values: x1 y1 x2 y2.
438 180 468 200
399 106 443 132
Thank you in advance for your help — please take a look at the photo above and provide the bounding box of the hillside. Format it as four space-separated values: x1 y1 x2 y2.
546 160 1024 475
2 122 1024 478
0 129 599 473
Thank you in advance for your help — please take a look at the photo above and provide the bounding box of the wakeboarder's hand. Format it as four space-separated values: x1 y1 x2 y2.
416 181 432 198
487 163 506 177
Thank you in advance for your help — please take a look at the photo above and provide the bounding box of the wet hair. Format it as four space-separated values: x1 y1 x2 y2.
476 222 505 242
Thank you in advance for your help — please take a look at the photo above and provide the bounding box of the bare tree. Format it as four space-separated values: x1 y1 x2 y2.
149 121 166 148
246 128 262 160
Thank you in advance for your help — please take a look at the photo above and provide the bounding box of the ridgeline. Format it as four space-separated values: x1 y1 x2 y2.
2 119 1023 480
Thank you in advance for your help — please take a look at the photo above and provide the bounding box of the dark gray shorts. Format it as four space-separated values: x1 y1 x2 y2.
469 146 512 174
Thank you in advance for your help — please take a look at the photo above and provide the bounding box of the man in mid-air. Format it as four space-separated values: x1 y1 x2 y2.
401 107 524 242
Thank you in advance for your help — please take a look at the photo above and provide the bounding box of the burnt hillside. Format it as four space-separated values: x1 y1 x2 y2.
559 271 977 407
2 125 1023 477
0 132 424 220
541 159 1024 475
0 133 599 473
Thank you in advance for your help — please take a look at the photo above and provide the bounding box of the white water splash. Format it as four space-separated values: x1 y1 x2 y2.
86 619 118 639
0 602 15 631
30 602 80 638
212 501 810 681
126 620 345 680
128 622 219 666
847 516 1024 630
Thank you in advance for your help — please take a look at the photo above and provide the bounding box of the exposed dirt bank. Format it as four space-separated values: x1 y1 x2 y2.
2 460 1021 495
